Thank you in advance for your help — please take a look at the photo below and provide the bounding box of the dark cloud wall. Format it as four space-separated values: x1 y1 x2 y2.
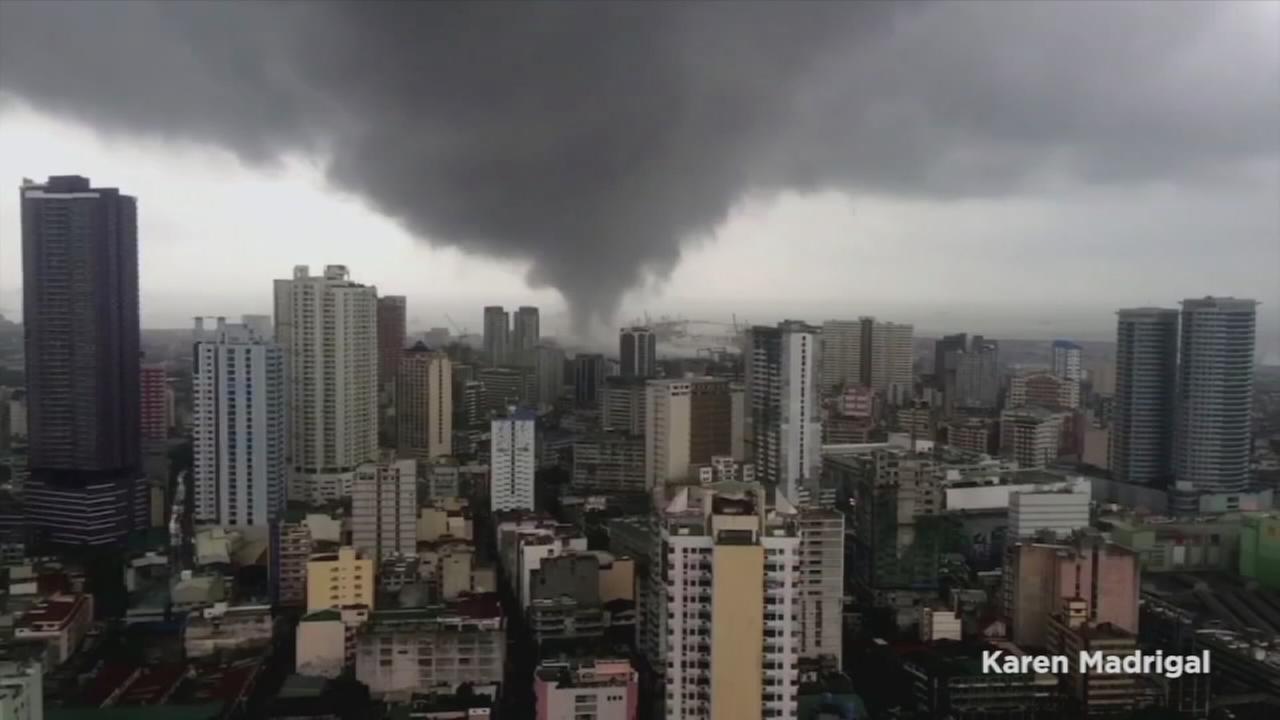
1 1 1275 329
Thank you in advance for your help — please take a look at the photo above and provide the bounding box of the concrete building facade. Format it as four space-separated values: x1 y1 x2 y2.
397 343 453 461
746 322 823 506
620 326 657 379
192 316 287 527
1174 297 1257 494
306 546 375 612
491 409 536 512
21 175 143 545
352 458 417 560
275 265 379 501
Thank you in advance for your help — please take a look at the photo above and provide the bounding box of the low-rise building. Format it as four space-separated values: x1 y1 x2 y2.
900 640 1060 718
355 595 505 698
1048 599 1159 717
307 547 375 612
296 606 370 678
184 603 274 658
13 593 93 666
1102 512 1243 573
1239 514 1280 591
533 658 638 720
0 659 42 720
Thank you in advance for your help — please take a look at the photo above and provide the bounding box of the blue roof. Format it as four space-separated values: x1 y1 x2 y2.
1052 339 1081 349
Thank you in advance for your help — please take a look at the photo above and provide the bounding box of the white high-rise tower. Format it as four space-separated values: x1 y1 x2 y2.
274 265 379 502
490 408 536 512
745 321 823 505
192 316 287 527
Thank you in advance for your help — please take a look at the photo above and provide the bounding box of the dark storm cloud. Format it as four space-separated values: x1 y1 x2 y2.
0 1 1275 328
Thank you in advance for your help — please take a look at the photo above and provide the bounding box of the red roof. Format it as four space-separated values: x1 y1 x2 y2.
18 594 87 628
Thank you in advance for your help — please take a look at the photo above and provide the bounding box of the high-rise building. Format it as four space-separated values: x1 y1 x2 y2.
950 337 1000 410
620 326 657 379
274 265 379 502
819 320 865 390
657 483 800 720
140 364 170 443
1052 340 1083 382
798 510 844 665
491 409 536 512
820 318 912 396
192 317 287 527
601 376 647 435
645 378 734 497
868 320 914 396
1174 297 1257 494
933 333 968 391
352 458 417 560
20 175 144 545
573 353 606 407
477 366 532 412
745 321 822 505
1110 308 1178 486
646 379 691 495
534 345 565 410
397 343 452 461
376 295 407 390
511 306 540 367
483 305 510 366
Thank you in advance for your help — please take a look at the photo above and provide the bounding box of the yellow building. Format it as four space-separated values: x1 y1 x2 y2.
306 546 375 612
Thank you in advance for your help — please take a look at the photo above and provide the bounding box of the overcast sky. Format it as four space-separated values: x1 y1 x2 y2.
0 1 1276 353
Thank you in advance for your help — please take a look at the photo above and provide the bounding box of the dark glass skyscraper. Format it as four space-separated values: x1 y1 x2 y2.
1174 297 1257 494
619 326 656 379
21 175 144 545
1109 308 1178 487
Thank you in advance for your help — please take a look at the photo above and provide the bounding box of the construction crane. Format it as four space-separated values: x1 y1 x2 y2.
443 313 467 336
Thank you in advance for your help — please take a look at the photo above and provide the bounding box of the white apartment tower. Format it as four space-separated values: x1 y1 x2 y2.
745 322 822 505
274 265 379 502
397 343 452 461
352 458 417 559
192 316 287 527
658 482 801 720
491 408 536 512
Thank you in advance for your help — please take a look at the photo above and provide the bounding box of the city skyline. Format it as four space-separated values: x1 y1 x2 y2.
0 1 1276 348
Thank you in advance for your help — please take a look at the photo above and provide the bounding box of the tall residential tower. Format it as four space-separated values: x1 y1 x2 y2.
20 175 144 545
192 317 287 527
274 265 379 502
745 321 822 505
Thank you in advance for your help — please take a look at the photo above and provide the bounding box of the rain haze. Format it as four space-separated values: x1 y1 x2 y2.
0 0 1276 354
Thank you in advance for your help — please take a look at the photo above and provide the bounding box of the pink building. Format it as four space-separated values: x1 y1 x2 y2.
140 364 170 441
1004 536 1138 648
534 658 638 720
14 593 95 666
835 386 875 419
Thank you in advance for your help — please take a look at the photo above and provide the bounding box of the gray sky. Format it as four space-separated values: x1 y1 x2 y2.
0 1 1276 353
